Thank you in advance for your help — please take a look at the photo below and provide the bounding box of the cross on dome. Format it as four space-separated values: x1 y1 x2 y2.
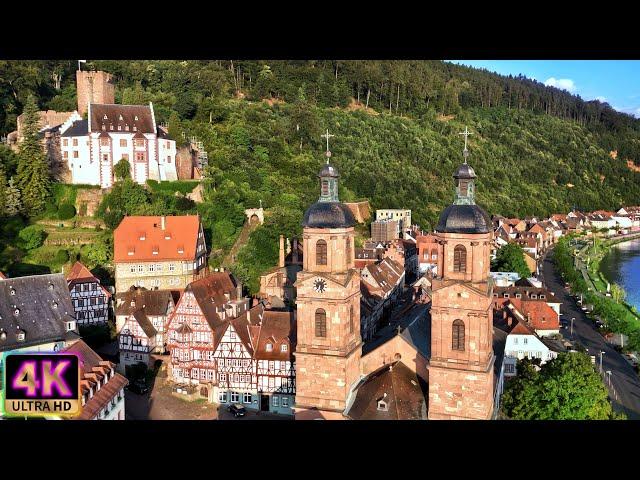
321 129 335 163
459 126 473 163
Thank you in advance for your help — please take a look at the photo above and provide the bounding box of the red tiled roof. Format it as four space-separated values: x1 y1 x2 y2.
113 215 202 262
63 339 128 420
67 261 96 282
507 298 559 331
0 271 6 279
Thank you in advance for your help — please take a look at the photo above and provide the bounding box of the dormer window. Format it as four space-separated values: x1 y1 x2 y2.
134 116 138 121
16 330 25 342
139 233 146 241
118 125 122 131
48 282 54 290
125 124 129 131
0 330 6 341
128 247 135 256
281 344 288 352
177 246 184 254
152 246 159 255
14 308 20 316
515 293 521 299
103 114 108 120
52 301 58 309
10 287 15 295
265 343 273 352
109 124 114 131
119 115 123 121
165 233 171 240
377 394 389 412
540 295 546 299
531 294 537 299
133 126 137 132
101 124 106 131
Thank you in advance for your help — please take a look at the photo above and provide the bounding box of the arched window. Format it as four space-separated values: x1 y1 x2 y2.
346 237 352 264
316 239 327 266
453 245 467 273
349 305 354 333
452 319 465 351
315 309 327 337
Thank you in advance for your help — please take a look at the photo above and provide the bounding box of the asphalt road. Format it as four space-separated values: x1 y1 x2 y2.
542 248 640 419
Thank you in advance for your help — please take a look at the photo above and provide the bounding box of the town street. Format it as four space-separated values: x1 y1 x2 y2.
542 248 640 419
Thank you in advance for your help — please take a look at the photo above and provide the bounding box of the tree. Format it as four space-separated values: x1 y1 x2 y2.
501 352 616 420
492 242 532 278
18 224 46 250
114 158 132 182
57 203 76 220
5 177 23 216
16 94 51 216
610 283 626 304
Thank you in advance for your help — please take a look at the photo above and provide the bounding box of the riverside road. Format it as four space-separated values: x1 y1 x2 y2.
543 247 640 419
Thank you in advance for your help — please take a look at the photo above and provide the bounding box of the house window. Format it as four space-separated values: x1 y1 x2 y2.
100 137 109 146
231 392 239 402
219 373 226 382
63 151 68 158
265 343 273 352
281 344 288 352
316 239 327 266
218 392 227 403
136 152 145 162
102 154 109 162
453 245 467 273
167 156 172 163
273 396 279 407
73 151 79 158
505 363 515 374
243 393 252 404
120 139 127 147
134 138 144 148
281 397 289 407
346 236 352 264
315 309 327 338
73 138 78 146
452 319 465 351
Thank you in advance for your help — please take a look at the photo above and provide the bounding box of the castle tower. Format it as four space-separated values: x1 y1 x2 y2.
428 127 495 420
293 132 361 419
76 70 115 116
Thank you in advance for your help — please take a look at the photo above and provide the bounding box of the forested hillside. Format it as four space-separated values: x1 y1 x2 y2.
1 60 640 292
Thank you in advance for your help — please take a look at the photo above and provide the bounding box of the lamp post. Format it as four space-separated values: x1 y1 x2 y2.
571 317 575 338
599 350 605 374
606 370 612 387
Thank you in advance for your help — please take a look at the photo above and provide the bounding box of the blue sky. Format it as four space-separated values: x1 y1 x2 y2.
448 60 640 118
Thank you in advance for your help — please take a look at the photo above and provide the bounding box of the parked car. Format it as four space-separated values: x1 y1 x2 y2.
127 380 149 395
227 403 247 417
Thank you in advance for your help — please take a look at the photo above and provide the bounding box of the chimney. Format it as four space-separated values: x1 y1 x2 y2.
236 281 243 299
161 216 166 230
279 235 285 268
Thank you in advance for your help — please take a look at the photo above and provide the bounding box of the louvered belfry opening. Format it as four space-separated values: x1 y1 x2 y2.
316 239 327 265
453 244 467 273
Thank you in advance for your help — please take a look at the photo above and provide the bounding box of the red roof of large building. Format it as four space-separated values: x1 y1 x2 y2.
113 215 202 262
0 271 6 279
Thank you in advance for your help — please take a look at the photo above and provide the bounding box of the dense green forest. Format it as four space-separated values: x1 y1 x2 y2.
1 60 640 292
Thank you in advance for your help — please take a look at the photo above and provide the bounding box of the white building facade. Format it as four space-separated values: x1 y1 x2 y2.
60 103 177 188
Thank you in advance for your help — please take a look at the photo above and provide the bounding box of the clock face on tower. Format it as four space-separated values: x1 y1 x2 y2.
313 278 327 293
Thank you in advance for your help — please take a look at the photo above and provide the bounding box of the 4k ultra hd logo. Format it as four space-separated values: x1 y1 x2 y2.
3 353 81 417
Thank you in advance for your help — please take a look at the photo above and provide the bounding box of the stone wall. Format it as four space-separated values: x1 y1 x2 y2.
75 188 105 217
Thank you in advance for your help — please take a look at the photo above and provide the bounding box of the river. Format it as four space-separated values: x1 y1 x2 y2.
600 238 640 311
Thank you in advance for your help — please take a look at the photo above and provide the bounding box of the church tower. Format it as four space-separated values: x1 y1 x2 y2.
293 131 361 419
428 127 495 420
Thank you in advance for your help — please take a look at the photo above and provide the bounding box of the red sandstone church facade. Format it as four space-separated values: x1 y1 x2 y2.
293 132 497 420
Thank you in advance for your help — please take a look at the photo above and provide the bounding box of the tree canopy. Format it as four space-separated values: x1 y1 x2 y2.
501 353 619 420
492 242 532 278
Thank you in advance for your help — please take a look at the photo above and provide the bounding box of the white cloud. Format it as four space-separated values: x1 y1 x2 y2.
544 77 577 93
595 96 607 103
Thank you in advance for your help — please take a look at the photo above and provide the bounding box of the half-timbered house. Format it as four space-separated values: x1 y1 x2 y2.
166 272 296 414
115 287 179 370
67 261 111 325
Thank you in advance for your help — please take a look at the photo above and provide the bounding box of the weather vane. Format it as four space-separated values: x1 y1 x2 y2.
321 129 335 163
